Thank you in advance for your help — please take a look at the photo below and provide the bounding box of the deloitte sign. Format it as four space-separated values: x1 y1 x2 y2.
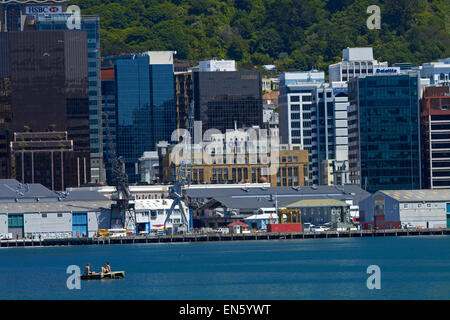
374 67 400 75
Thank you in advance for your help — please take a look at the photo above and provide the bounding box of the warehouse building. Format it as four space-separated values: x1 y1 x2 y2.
359 190 450 230
187 184 370 228
0 179 112 239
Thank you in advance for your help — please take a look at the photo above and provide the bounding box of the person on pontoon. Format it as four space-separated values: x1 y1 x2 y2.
101 262 111 274
84 263 96 275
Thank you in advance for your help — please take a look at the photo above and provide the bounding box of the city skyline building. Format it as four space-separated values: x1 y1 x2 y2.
348 71 422 193
421 86 450 189
0 1 105 184
329 47 389 83
104 51 176 183
193 70 263 133
6 30 91 190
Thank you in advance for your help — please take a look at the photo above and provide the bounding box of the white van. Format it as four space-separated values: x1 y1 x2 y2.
108 229 127 238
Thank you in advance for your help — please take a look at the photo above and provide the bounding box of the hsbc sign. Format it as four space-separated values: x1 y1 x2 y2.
25 6 63 15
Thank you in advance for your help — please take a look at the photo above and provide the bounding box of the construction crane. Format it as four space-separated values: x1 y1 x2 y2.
102 112 136 232
163 102 194 234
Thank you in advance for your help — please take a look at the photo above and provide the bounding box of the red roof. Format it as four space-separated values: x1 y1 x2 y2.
227 222 248 227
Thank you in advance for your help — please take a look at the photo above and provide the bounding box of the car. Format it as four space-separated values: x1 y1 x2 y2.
403 223 415 229
312 226 328 232
214 228 229 234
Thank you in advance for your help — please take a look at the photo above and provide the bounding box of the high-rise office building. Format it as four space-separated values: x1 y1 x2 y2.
174 71 194 130
348 71 422 192
329 47 388 83
6 30 90 190
0 76 11 179
193 71 263 133
31 13 104 184
421 86 450 189
101 67 116 185
105 51 176 183
279 71 347 185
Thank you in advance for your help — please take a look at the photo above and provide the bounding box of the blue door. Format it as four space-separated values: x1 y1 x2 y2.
72 212 88 237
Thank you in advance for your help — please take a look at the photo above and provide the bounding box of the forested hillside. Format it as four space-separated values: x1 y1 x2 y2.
71 0 450 71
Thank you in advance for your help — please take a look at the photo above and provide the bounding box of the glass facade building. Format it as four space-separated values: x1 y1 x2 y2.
7 30 90 190
105 52 176 183
30 13 105 183
348 73 421 192
193 71 263 133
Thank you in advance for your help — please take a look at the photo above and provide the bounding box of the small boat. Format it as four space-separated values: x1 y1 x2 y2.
80 271 125 280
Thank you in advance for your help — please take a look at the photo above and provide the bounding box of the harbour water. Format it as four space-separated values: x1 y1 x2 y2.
1 236 449 300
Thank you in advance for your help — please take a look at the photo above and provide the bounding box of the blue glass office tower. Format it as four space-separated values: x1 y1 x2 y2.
31 13 105 184
105 52 176 183
151 64 176 147
348 72 421 192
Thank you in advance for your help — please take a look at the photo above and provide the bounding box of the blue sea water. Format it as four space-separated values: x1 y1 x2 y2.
0 236 449 300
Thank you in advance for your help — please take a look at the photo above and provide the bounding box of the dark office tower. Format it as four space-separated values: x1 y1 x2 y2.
0 2 21 32
8 31 90 190
175 72 193 130
0 77 11 179
31 13 105 184
101 67 117 185
193 71 263 132
421 86 450 189
105 51 176 183
348 72 421 193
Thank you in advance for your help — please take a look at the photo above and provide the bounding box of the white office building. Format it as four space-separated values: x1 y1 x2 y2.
279 71 351 185
329 47 388 83
419 58 450 86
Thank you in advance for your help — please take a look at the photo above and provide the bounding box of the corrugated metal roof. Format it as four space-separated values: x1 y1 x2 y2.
380 189 450 202
0 200 113 214
287 199 349 208
187 185 370 200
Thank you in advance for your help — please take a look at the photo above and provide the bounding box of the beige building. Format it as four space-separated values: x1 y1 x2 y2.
159 142 309 187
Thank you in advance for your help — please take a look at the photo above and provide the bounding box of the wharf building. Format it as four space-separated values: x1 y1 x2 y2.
186 184 369 229
328 47 388 83
421 86 450 189
0 179 112 240
278 72 350 186
348 69 422 193
0 179 193 239
0 1 105 184
103 51 176 183
359 190 450 230
0 30 91 191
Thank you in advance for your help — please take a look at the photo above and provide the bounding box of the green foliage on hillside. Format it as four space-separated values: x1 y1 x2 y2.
71 0 450 71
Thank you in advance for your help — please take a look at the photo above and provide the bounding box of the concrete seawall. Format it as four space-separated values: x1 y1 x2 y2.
1 228 450 248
